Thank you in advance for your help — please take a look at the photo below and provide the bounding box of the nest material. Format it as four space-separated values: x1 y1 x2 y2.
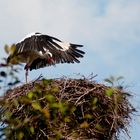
0 77 135 140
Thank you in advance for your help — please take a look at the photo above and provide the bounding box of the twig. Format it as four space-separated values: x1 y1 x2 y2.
75 88 95 105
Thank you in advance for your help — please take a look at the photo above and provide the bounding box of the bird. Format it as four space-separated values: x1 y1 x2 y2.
7 32 85 83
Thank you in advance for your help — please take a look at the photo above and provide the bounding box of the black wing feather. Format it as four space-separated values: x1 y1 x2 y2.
29 58 55 71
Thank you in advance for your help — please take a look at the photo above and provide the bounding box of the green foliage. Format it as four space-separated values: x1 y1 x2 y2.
105 88 113 96
0 80 76 139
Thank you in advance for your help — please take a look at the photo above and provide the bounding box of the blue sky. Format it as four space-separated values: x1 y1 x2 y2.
0 0 140 139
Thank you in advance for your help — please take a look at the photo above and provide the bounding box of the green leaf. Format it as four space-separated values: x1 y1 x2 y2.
17 132 24 140
30 126 34 134
84 114 93 119
13 98 19 107
42 79 52 85
105 88 113 96
95 124 105 131
92 97 98 105
4 111 12 119
51 87 59 93
64 117 71 122
45 94 55 102
51 103 61 108
27 92 34 99
32 102 41 110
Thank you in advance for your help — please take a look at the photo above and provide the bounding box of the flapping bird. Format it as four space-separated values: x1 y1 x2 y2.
7 32 85 83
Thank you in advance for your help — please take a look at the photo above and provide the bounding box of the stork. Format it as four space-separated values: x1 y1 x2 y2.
7 32 85 83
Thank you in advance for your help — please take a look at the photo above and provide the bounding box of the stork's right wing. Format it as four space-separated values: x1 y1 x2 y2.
40 34 85 64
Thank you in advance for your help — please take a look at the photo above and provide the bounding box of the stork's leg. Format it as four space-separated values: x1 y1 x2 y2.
25 68 28 83
25 63 30 83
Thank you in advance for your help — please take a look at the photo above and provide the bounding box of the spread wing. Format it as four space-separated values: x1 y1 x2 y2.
14 33 85 70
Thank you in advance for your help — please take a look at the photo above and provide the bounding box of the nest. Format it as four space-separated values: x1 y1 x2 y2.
0 77 135 140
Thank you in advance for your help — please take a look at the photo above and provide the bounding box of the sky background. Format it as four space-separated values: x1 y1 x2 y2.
0 0 140 139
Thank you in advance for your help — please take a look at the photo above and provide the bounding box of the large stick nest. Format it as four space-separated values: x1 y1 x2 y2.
0 77 135 140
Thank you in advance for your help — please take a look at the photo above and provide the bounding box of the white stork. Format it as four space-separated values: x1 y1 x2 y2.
7 32 85 83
